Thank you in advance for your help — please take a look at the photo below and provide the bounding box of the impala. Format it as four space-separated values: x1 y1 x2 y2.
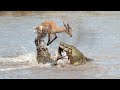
34 21 72 46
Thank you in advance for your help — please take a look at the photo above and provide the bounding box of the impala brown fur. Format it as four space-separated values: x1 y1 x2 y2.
34 21 72 46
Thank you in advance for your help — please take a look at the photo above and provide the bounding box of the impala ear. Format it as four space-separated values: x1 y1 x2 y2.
67 24 69 28
63 22 67 28
67 23 71 29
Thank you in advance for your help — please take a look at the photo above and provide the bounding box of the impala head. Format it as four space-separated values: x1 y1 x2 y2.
63 22 72 37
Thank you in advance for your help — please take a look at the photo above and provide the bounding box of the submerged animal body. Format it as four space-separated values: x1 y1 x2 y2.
36 40 57 66
34 21 72 46
57 42 92 65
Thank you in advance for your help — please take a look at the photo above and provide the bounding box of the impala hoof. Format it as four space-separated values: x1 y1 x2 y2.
47 43 49 46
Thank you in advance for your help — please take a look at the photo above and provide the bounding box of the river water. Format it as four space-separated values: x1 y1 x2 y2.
0 11 120 79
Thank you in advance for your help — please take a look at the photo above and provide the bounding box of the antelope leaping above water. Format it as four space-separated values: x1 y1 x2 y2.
34 21 72 46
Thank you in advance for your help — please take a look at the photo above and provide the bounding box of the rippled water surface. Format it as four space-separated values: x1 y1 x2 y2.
0 11 120 79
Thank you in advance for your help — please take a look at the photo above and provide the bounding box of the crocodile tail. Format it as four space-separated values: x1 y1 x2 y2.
85 57 93 61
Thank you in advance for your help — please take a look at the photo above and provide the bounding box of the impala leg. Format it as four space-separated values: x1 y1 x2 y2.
47 33 51 46
50 33 57 43
47 33 57 46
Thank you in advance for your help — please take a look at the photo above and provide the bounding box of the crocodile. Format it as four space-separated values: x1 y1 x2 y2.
56 42 93 65
36 40 57 66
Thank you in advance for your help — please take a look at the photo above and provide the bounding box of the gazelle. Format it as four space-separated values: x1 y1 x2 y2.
34 21 72 46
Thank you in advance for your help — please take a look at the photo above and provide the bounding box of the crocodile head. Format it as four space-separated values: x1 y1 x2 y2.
59 42 72 53
56 42 72 61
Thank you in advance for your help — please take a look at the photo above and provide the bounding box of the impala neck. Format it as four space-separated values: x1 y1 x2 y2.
54 27 66 33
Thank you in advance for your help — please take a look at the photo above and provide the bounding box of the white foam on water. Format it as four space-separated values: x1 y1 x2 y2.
0 52 36 62
0 66 31 71
41 63 53 67
0 52 38 70
0 51 62 71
